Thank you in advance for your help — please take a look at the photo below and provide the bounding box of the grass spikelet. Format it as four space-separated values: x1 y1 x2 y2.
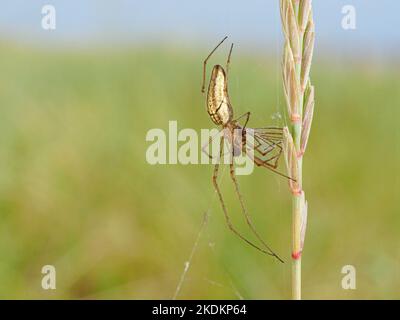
280 0 316 300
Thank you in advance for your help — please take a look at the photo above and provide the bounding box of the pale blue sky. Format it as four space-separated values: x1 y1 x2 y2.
0 0 398 57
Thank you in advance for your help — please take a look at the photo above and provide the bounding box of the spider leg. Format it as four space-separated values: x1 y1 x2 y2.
243 137 294 180
234 112 251 129
229 162 284 263
253 139 283 168
212 136 280 258
202 126 235 161
226 43 234 77
201 127 224 160
252 152 295 181
202 36 228 93
264 143 283 169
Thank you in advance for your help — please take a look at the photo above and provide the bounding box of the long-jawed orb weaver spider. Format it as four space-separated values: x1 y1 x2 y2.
202 36 294 263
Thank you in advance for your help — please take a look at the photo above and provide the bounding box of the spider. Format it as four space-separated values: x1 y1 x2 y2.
202 36 293 263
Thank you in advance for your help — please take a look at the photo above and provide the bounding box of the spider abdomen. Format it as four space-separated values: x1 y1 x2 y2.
206 65 233 126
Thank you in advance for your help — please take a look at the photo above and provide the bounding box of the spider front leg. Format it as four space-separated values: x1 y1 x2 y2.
255 140 283 169
202 36 228 93
264 143 283 169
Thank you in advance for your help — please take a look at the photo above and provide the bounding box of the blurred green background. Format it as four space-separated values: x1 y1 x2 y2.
0 40 398 299
0 0 400 300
